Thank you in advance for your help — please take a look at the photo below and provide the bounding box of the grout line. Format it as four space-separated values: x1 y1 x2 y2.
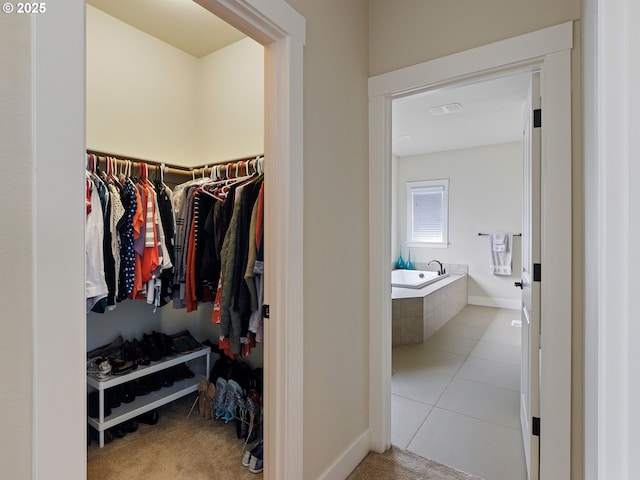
430 405 522 432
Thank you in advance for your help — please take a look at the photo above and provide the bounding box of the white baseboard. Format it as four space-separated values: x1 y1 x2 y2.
318 429 371 480
468 295 520 310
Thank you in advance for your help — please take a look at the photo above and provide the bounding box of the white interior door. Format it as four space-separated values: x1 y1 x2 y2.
520 72 541 480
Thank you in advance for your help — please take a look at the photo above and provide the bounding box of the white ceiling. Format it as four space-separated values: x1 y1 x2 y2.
87 0 246 58
392 72 532 157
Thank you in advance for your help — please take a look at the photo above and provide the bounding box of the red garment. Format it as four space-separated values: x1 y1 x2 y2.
185 216 198 312
255 183 264 251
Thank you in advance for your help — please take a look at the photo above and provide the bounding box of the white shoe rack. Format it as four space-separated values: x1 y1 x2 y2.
87 346 211 447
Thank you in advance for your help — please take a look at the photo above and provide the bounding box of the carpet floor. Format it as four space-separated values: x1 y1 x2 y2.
88 396 482 479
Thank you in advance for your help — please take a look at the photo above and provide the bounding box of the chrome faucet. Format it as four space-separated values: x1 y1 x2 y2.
428 260 445 275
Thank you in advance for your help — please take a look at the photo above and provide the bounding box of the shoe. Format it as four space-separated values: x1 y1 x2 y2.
248 442 264 474
87 357 112 379
242 441 263 467
120 383 136 403
245 397 260 443
198 379 209 418
224 379 243 424
213 377 228 419
152 331 175 358
155 372 173 388
142 333 162 361
105 386 122 409
137 409 159 425
87 391 111 418
176 363 195 379
87 335 123 359
109 357 137 375
131 339 150 365
132 379 151 396
124 418 138 433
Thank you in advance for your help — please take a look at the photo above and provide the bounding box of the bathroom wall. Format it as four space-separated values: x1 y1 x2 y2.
395 142 523 308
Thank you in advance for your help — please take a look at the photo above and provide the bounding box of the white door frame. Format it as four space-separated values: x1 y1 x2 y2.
368 22 573 479
33 1 305 479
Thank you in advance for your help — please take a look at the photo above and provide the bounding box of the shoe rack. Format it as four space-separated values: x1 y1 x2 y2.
87 346 211 447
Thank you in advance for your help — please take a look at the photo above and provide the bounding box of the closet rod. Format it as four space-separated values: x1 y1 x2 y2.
86 149 264 178
87 149 195 176
477 232 522 237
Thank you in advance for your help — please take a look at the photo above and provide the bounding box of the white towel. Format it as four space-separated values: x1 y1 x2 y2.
489 233 513 275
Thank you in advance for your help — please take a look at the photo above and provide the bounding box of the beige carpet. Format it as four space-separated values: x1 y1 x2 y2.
88 396 482 479
347 447 483 480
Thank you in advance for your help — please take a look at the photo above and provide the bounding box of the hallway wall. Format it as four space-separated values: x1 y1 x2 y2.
0 12 33 480
284 0 370 478
369 0 581 76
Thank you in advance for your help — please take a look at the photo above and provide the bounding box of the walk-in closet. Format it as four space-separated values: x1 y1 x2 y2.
85 1 267 477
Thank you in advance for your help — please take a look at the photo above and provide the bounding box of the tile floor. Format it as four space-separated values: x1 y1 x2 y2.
391 304 527 480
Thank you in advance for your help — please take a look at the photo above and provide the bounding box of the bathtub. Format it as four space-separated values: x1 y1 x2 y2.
391 269 449 289
391 269 467 346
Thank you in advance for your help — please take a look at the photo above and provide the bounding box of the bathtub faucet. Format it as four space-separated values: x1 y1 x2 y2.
428 260 445 276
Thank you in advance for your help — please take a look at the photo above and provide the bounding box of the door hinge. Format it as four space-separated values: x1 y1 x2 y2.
532 416 541 436
533 108 542 128
262 304 270 319
533 263 541 282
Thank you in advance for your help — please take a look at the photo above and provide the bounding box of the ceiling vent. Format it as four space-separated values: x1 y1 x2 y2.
430 103 463 115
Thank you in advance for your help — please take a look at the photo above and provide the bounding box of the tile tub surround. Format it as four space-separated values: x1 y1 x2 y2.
392 274 468 346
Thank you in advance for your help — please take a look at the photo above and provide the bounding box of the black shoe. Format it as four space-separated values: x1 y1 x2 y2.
177 363 195 379
111 424 128 438
105 386 122 409
137 409 159 425
142 333 162 362
87 335 124 360
121 383 136 403
88 391 111 418
152 331 174 358
155 371 173 388
124 419 138 433
132 379 151 396
132 339 150 366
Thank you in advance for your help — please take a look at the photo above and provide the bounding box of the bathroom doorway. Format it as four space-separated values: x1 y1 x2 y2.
368 22 573 480
388 71 531 480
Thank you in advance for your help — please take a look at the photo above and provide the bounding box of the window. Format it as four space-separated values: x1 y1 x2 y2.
406 179 449 247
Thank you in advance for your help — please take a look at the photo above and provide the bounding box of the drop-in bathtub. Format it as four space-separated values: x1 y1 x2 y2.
391 269 467 346
391 269 448 289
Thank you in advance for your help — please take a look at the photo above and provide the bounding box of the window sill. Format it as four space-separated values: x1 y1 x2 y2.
406 242 449 249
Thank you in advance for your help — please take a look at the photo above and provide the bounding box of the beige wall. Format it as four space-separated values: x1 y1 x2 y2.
87 5 263 167
0 13 33 480
396 142 523 306
198 38 264 163
369 0 581 76
284 0 370 478
87 5 199 165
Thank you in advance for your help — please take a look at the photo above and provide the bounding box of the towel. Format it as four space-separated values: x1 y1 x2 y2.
489 233 513 275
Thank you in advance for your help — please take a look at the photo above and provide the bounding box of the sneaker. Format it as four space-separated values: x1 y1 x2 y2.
224 379 243 423
249 451 263 474
242 442 262 468
213 377 228 419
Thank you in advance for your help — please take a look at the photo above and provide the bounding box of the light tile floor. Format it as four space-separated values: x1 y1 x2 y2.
391 305 527 480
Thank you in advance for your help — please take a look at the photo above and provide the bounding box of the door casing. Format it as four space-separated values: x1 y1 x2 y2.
32 1 305 479
368 21 573 479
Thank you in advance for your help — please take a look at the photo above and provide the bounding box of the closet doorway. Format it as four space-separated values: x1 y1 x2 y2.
31 1 304 479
